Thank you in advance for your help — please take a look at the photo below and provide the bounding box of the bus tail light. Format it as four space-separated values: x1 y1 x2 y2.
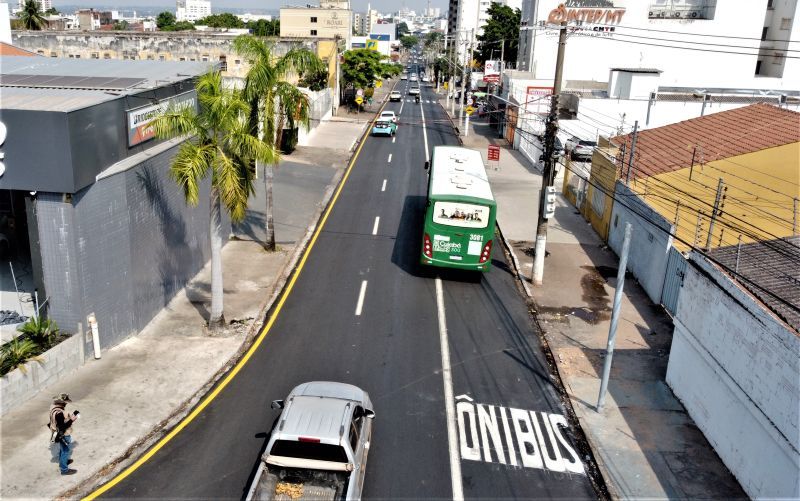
423 233 433 258
479 240 493 263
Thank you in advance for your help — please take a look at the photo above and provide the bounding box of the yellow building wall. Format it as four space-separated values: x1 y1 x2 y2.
630 142 800 251
583 147 620 240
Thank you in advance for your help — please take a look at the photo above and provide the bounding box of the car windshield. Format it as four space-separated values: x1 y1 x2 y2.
579 141 597 147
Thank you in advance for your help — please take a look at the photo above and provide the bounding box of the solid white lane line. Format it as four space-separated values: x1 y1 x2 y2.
388 154 392 163
372 216 380 235
435 278 464 501
421 98 430 162
381 179 387 192
399 100 405 114
355 280 367 316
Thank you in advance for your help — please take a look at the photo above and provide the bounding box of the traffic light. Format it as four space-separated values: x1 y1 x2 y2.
543 186 556 219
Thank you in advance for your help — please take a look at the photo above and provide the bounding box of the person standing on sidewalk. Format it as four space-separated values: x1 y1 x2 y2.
49 393 79 475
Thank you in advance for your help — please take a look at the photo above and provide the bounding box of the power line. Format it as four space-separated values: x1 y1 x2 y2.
585 21 800 44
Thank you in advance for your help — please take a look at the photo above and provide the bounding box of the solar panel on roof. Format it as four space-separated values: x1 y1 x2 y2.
0 73 146 90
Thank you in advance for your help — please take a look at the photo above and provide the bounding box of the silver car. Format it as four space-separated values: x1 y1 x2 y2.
248 382 375 501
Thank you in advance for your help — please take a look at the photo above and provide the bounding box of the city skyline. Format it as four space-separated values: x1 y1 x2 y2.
51 0 449 12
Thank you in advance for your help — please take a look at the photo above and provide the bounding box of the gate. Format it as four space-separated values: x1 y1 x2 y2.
661 246 687 316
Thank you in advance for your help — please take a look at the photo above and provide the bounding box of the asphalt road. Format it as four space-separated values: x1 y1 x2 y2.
102 62 597 500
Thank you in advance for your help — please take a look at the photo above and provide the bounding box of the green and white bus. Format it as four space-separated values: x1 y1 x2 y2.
421 146 497 271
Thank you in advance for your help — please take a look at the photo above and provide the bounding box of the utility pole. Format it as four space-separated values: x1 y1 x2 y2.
463 30 475 131
705 178 726 250
531 22 567 285
625 120 639 185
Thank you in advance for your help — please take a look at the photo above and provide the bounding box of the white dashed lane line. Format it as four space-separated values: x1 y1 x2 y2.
372 216 380 235
355 280 368 316
388 154 392 163
381 179 387 192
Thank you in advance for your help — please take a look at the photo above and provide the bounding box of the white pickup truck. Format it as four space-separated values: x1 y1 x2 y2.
245 382 375 501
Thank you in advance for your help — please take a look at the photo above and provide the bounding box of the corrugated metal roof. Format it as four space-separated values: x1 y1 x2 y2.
0 56 212 111
708 237 800 334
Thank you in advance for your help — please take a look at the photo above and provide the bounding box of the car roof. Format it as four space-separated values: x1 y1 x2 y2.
381 111 395 115
275 382 368 443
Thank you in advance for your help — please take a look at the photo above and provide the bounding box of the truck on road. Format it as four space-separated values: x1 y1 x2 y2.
245 382 375 501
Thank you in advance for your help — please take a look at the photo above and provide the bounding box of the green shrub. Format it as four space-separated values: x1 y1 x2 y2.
1 337 42 375
17 316 59 348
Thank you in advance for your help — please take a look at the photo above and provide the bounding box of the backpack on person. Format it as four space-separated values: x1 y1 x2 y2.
47 407 64 443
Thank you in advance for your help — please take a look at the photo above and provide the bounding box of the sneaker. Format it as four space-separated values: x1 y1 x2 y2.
60 468 77 475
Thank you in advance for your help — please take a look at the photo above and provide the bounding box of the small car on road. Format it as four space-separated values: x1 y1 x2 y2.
379 111 397 123
372 119 397 136
408 87 420 96
389 91 402 102
400 74 407 80
568 139 597 161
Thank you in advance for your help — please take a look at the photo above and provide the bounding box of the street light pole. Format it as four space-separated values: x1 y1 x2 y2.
532 22 567 285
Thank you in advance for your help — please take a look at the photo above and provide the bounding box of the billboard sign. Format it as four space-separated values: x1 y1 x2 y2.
127 91 196 147
483 60 501 83
369 34 390 41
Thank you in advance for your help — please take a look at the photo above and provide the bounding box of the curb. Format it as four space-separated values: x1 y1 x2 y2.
66 94 392 500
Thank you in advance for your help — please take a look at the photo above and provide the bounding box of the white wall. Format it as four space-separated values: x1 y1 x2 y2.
526 0 800 92
608 181 674 305
667 254 800 499
0 3 10 45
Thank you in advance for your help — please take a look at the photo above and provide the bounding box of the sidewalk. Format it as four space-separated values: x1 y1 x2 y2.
0 82 396 500
441 97 747 499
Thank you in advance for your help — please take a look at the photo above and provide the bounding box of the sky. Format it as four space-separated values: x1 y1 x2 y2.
54 0 450 13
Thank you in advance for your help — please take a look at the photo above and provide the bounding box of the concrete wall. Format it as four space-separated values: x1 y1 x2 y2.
37 142 219 352
0 332 84 417
608 181 674 304
667 254 800 499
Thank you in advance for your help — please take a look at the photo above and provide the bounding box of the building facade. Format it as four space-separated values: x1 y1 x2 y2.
176 0 210 23
448 0 521 62
517 0 799 91
0 57 216 359
17 0 51 11
280 6 351 45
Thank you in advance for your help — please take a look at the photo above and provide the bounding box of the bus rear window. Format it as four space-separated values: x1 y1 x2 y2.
432 201 490 228
269 440 349 463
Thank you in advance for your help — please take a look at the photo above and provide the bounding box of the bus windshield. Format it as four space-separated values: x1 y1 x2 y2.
432 201 490 229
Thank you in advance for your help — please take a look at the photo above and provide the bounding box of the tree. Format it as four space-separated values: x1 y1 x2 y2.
19 0 46 30
400 35 419 50
476 3 520 64
341 49 385 91
170 21 196 31
44 7 59 15
196 12 244 28
379 62 402 79
151 71 277 328
299 66 329 91
424 31 444 49
233 35 324 251
396 21 410 38
247 19 279 36
113 20 129 30
156 11 175 29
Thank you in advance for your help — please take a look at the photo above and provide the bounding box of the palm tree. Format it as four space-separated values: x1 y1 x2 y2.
233 35 325 251
19 0 47 30
151 71 278 328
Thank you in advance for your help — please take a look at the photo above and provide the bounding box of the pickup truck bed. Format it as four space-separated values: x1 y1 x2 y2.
248 464 349 501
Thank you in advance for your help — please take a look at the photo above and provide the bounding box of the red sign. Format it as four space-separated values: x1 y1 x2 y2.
488 145 501 162
483 74 500 83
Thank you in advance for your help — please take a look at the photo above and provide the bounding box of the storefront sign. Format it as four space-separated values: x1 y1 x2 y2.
484 60 500 83
547 2 626 25
127 92 196 147
325 11 345 27
488 145 500 162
